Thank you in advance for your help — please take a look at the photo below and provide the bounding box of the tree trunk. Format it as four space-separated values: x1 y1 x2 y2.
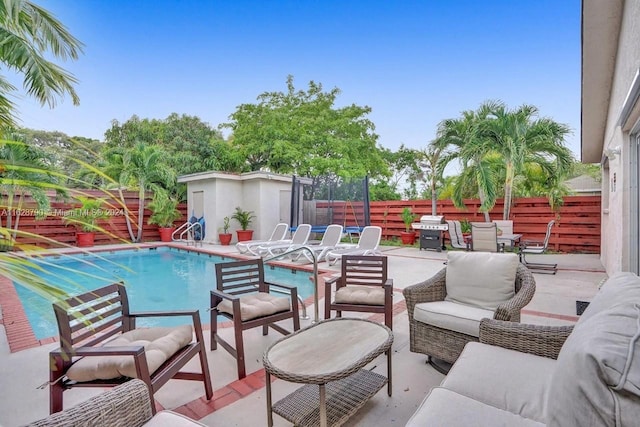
135 187 145 243
503 164 514 220
478 188 491 222
431 181 437 215
119 188 136 242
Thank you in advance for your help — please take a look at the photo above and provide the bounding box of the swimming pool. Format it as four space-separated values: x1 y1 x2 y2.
14 247 313 340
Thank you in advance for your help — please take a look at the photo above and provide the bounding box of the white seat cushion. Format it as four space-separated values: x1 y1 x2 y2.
66 325 193 382
143 410 206 426
442 342 555 423
413 301 494 337
217 292 291 321
406 387 544 427
445 251 518 310
334 285 385 305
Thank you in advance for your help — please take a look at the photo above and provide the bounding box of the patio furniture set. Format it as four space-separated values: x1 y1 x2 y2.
30 230 621 426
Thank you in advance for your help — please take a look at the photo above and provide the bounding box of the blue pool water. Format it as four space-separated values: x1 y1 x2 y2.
14 247 313 340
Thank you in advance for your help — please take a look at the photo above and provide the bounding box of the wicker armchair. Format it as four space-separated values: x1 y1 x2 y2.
27 379 204 426
403 263 536 365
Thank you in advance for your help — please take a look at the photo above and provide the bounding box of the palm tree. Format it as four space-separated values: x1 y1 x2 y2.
102 142 176 243
485 104 573 219
418 144 446 215
0 0 83 128
434 101 500 221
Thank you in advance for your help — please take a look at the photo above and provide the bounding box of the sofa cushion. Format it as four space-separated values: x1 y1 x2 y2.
143 410 206 426
406 387 545 427
442 342 555 423
579 272 640 323
335 285 385 305
217 292 291 321
547 277 640 427
66 325 193 382
414 301 494 337
445 251 518 310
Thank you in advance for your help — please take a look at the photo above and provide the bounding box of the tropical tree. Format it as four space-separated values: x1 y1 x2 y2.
102 142 176 242
484 103 573 219
434 102 499 221
0 136 66 239
417 144 446 215
0 0 83 128
104 113 240 176
221 75 388 187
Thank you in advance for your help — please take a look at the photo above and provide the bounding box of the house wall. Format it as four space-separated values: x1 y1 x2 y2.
600 0 640 273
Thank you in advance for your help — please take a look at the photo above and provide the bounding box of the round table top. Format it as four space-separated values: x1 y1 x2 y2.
263 318 393 384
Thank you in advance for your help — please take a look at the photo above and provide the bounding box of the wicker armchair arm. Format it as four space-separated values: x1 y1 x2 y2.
479 318 573 360
27 379 153 427
494 264 536 321
402 268 447 318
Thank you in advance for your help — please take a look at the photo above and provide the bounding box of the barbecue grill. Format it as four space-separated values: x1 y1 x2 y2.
411 215 448 251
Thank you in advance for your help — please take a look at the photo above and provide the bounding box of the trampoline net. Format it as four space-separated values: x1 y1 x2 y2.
291 175 370 231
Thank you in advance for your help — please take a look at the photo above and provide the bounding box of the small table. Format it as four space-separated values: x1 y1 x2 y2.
498 233 523 250
263 318 393 427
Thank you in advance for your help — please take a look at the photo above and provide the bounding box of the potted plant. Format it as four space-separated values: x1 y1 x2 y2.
64 196 110 247
148 192 182 242
231 206 256 242
218 216 232 245
399 207 418 245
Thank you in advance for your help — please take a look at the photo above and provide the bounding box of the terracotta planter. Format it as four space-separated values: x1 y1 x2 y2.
219 233 232 245
158 227 175 242
77 232 95 247
400 231 417 245
236 230 254 242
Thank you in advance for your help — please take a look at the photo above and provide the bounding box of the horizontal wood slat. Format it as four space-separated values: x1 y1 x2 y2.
1 190 187 248
2 190 601 253
369 196 601 253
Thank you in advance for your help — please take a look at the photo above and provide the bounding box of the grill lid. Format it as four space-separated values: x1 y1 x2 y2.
419 215 446 224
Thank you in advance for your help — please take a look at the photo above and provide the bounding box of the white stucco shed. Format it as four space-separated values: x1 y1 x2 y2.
177 171 295 244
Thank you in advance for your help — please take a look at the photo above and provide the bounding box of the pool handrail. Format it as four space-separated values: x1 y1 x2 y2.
264 245 320 323
172 221 203 247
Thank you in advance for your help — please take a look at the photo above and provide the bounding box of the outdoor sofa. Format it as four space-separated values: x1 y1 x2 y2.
406 271 640 426
27 378 204 426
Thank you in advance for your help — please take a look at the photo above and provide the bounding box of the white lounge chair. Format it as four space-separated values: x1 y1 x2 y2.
258 224 312 257
325 226 382 266
236 223 289 255
292 224 344 263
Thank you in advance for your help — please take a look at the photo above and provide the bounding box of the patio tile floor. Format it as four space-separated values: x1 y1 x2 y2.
0 242 606 426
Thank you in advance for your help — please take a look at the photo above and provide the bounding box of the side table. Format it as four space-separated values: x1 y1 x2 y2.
263 318 393 427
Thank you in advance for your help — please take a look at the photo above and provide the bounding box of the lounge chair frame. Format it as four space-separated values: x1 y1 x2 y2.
49 283 213 415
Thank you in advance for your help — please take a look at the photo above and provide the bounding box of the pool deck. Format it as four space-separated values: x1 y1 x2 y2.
0 242 606 426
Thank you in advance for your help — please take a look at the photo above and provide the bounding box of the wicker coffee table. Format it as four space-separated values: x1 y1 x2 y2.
263 318 393 427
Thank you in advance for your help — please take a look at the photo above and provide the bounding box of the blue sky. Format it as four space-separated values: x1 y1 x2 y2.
15 0 581 157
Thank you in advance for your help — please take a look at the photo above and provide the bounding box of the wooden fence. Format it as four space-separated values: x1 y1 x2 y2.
2 191 601 253
1 190 187 248
324 196 601 254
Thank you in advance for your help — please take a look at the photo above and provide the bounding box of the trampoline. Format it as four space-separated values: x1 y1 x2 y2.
290 175 370 235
